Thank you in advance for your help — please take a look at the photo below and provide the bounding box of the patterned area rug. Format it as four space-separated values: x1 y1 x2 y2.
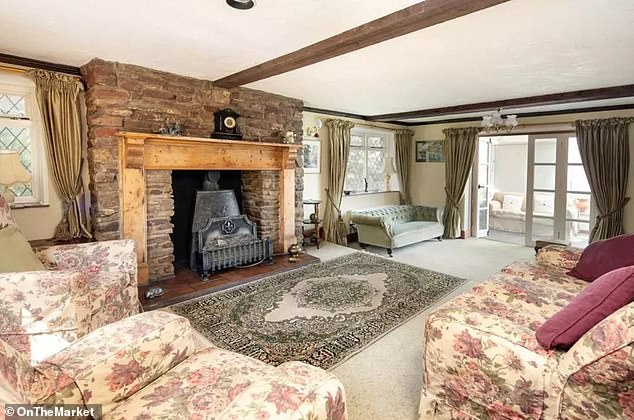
172 252 467 370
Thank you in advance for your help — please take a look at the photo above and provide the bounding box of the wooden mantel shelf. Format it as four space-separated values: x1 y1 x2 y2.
117 131 301 285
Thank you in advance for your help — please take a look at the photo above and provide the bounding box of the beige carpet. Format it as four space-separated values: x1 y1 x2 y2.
306 238 534 420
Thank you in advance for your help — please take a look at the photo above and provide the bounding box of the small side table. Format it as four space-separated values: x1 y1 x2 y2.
303 199 322 249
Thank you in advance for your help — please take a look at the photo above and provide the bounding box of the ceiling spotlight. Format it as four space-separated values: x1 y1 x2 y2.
226 0 255 10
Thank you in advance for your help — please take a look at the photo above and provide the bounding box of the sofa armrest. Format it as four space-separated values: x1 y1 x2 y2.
36 239 137 288
536 245 583 271
349 212 384 228
219 361 347 420
0 270 92 363
32 311 196 410
414 206 444 223
556 304 634 419
489 200 501 212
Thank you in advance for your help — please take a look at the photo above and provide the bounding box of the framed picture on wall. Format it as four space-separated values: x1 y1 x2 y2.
416 140 444 162
303 139 321 173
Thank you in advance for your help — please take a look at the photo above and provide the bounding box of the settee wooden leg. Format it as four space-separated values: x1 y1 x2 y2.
387 248 393 257
437 236 443 242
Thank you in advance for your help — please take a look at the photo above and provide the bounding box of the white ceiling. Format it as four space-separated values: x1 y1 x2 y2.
1 0 633 118
0 0 419 79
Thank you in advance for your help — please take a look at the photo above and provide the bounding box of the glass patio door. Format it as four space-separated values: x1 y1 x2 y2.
472 138 492 237
526 134 593 246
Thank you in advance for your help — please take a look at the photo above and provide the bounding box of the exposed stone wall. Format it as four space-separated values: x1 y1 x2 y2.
81 58 304 280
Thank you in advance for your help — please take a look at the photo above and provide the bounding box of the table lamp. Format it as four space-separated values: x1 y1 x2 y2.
0 150 31 204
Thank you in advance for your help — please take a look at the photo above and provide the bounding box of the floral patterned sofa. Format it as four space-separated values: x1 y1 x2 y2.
420 245 634 419
0 198 348 419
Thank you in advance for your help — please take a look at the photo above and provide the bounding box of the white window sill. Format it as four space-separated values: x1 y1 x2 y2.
10 202 50 209
343 190 400 197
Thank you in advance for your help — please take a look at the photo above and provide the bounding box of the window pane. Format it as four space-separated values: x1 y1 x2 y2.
533 216 555 242
0 125 33 197
0 94 26 117
534 165 555 190
567 165 590 192
479 208 489 231
344 148 365 192
569 222 590 248
567 193 591 222
568 137 582 164
367 136 385 148
533 192 555 217
351 135 364 147
534 139 556 163
367 149 385 191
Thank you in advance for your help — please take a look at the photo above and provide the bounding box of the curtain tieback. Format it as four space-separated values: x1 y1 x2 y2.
596 197 631 221
444 187 460 209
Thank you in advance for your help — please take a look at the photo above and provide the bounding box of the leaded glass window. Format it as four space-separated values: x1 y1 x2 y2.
344 131 390 193
0 73 47 205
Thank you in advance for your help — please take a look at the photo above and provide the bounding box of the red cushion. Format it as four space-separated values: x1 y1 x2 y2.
568 233 634 281
536 265 634 350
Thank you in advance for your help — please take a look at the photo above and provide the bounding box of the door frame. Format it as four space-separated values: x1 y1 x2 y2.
470 137 492 238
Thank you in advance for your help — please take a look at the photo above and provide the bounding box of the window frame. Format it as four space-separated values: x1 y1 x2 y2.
0 72 49 207
344 127 396 194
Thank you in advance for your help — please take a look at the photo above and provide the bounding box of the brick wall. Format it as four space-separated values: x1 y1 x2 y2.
81 58 304 280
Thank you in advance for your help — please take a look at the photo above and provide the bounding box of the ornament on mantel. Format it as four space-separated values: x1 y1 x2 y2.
282 131 296 144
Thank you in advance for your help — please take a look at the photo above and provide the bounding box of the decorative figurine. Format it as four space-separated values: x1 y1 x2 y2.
158 119 183 136
282 131 296 144
288 243 302 263
144 285 165 300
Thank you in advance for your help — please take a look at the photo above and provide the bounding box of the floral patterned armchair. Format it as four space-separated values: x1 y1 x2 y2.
1 198 348 419
0 196 140 332
1 309 347 419
420 245 634 419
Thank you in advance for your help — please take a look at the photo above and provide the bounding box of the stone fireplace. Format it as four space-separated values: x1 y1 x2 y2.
118 132 300 285
81 59 305 285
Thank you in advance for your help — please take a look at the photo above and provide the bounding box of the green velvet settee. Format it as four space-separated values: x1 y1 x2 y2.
350 205 444 256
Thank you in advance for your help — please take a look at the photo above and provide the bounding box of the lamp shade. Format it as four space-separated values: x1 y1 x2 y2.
0 150 31 185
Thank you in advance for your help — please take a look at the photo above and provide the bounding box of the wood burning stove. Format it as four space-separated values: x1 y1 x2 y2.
190 186 273 279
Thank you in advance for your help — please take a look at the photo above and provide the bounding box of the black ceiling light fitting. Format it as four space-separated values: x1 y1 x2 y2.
226 0 255 10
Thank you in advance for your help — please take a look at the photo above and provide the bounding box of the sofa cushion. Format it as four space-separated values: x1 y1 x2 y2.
536 265 634 350
0 225 45 273
502 194 523 212
568 233 634 281
391 221 440 237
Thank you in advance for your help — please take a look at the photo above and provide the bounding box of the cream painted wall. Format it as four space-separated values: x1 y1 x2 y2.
302 111 402 226
408 109 634 234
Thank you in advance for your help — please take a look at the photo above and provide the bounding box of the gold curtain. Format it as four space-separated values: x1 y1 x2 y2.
395 129 414 204
575 118 632 241
442 127 479 238
324 119 355 245
27 69 91 240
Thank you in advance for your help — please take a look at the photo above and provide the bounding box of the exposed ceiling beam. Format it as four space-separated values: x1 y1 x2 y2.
368 85 634 121
214 0 510 88
0 52 82 76
396 103 634 126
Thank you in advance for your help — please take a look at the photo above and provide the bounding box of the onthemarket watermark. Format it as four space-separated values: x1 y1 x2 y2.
4 404 102 419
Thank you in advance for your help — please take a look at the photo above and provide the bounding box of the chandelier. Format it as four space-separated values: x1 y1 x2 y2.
481 109 518 132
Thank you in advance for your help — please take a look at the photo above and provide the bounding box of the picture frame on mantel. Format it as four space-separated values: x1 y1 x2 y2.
303 138 321 173
416 140 444 163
